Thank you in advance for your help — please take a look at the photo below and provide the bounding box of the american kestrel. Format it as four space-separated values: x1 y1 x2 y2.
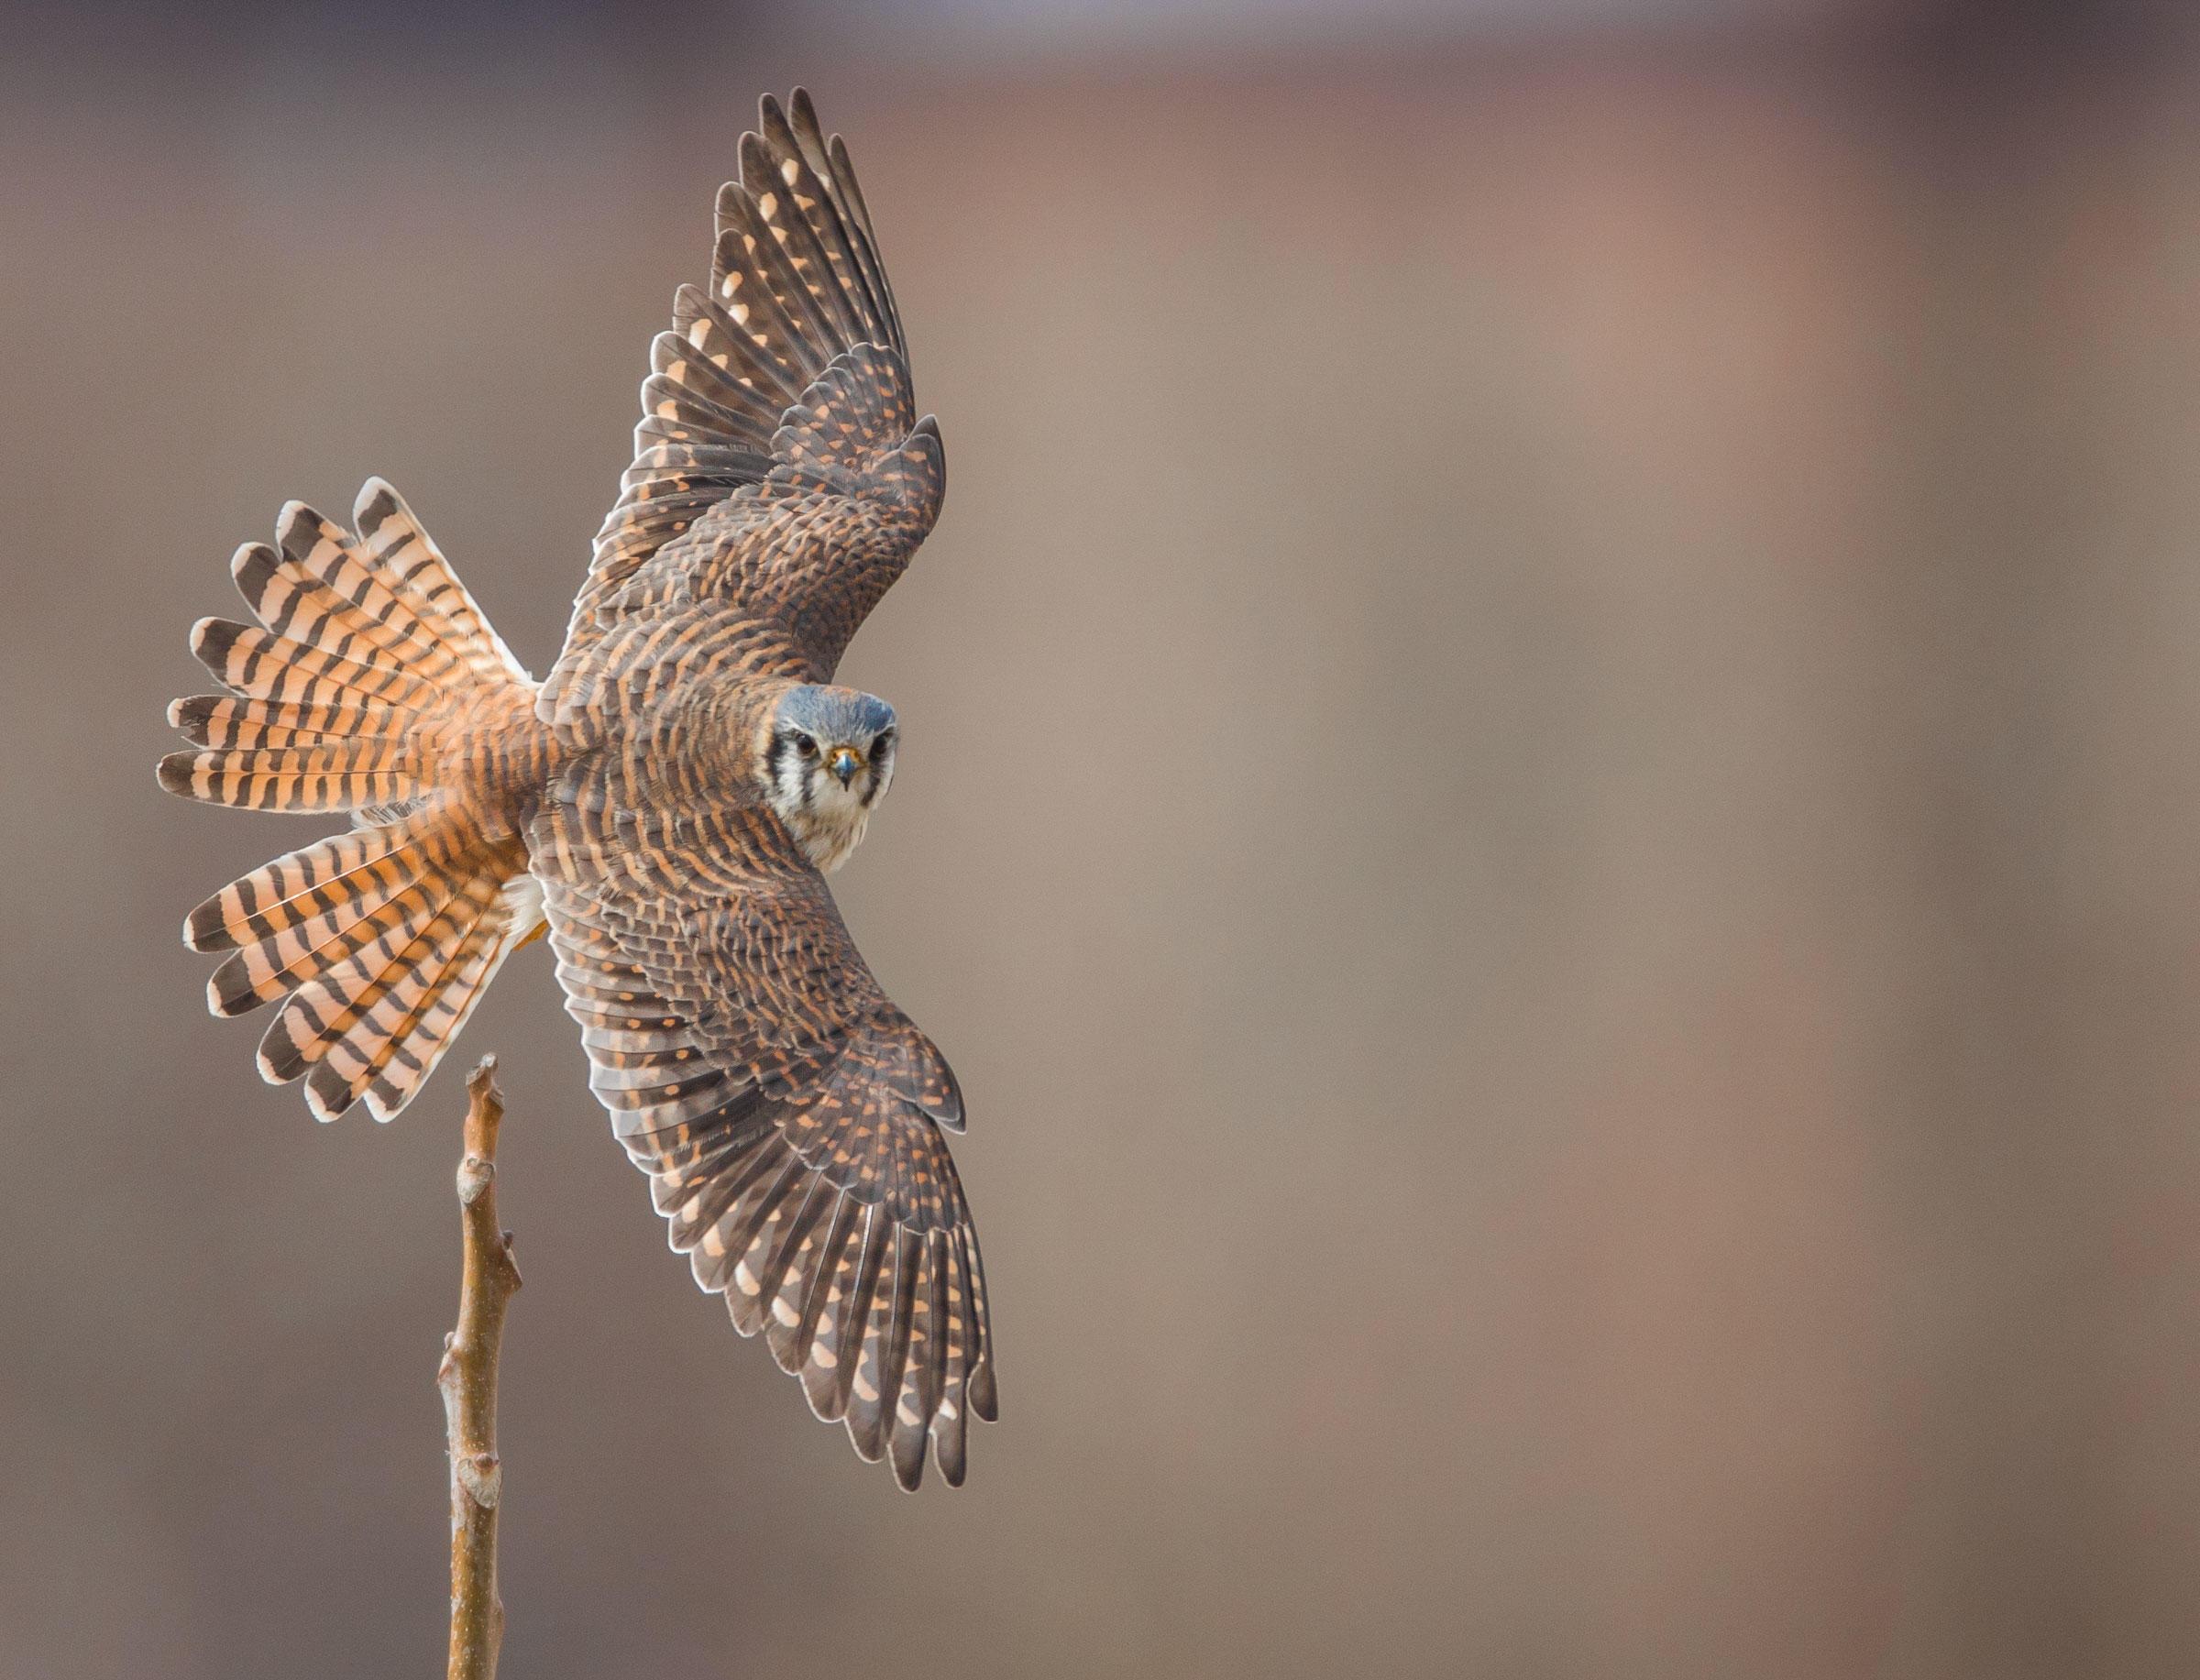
158 91 995 1490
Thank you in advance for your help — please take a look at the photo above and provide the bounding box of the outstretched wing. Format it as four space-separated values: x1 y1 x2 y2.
545 88 945 714
533 794 996 1490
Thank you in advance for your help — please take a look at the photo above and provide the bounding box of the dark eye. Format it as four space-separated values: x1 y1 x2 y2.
871 730 894 758
792 731 818 757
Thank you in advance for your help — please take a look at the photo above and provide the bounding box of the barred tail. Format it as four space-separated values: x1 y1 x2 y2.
160 480 548 1122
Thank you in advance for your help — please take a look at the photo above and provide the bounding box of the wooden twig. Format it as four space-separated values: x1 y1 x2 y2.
438 1057 522 1680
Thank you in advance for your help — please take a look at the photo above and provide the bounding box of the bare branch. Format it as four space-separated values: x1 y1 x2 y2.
438 1058 522 1680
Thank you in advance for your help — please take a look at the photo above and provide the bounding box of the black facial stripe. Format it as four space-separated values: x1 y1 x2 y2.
769 732 808 807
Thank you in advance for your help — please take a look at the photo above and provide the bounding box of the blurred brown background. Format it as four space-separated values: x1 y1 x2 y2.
7 2 2200 1675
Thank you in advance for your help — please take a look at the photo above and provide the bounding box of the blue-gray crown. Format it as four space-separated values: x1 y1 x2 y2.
775 686 896 743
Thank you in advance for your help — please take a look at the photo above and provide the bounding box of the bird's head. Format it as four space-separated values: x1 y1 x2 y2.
757 684 898 872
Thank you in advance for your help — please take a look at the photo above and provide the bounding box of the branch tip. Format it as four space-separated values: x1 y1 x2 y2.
444 1056 520 1680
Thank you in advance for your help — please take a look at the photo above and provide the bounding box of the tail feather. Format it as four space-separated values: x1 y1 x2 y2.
184 814 451 953
256 892 468 1085
355 889 534 1119
163 480 548 1121
170 693 393 751
351 480 532 690
208 858 456 1019
262 851 526 1121
158 739 421 814
187 617 439 712
243 528 458 685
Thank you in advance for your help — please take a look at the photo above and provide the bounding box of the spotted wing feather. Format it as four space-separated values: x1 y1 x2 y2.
546 89 944 718
534 805 994 1490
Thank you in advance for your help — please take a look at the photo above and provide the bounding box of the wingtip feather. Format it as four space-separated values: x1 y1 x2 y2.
971 1359 999 1422
889 1406 929 1491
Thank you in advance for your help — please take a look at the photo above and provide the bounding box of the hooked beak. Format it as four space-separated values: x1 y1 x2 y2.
828 745 861 787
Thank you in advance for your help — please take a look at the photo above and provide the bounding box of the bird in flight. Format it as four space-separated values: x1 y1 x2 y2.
158 91 995 1490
